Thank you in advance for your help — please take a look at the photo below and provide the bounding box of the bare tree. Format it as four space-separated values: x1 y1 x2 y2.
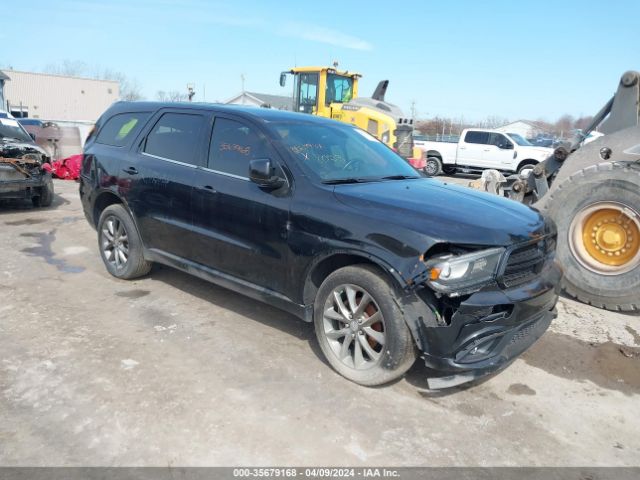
573 116 594 131
42 60 144 101
156 90 188 102
99 69 143 101
44 60 89 77
555 114 575 137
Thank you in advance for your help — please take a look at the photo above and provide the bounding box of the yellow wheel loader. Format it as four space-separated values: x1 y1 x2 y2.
279 65 424 168
475 71 640 311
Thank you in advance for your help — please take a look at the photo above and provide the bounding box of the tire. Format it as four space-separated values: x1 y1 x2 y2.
313 264 417 386
32 174 54 207
517 161 537 177
97 204 152 280
424 157 442 177
542 162 640 311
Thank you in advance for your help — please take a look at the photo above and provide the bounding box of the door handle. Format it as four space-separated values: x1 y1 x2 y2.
459 147 466 150
483 149 491 152
123 166 139 175
202 185 217 193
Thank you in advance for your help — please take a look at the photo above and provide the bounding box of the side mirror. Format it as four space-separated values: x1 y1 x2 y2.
249 159 284 189
279 72 287 87
29 132 37 141
499 142 513 150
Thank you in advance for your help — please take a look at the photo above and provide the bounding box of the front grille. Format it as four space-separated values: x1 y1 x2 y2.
509 319 538 345
500 236 554 288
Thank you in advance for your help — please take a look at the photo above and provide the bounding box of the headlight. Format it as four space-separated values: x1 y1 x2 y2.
424 247 505 296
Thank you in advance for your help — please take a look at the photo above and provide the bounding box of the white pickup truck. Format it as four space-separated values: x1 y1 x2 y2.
417 128 554 177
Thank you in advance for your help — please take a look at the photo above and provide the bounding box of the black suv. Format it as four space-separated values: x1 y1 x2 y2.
80 102 561 388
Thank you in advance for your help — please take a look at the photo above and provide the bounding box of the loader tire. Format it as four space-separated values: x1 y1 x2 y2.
543 162 640 311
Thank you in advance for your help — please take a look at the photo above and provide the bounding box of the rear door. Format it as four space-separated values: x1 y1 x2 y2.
122 108 210 260
190 114 292 293
457 130 489 167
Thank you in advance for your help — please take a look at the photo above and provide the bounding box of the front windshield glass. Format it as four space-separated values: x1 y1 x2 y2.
0 117 33 143
507 133 532 146
272 122 420 183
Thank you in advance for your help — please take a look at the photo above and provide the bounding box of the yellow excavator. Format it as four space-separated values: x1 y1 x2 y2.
279 65 423 167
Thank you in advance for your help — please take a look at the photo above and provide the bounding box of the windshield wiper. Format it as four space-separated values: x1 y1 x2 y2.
0 136 28 143
321 177 373 185
380 174 419 180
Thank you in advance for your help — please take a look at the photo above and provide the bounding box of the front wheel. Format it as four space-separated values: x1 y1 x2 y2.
424 157 442 177
517 162 537 177
314 265 417 386
32 174 54 207
97 204 152 280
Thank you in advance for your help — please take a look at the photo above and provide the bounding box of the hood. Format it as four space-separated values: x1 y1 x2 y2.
0 138 48 163
333 178 549 247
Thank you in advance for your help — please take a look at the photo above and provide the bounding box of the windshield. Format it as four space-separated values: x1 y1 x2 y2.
0 117 33 143
272 122 420 183
507 133 532 146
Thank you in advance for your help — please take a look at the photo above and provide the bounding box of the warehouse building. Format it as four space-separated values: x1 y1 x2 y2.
225 91 293 110
0 69 119 122
495 120 549 139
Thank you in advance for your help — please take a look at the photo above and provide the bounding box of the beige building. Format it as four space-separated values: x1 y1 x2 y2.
1 69 119 122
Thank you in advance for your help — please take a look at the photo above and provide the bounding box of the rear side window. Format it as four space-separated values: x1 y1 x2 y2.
96 112 149 147
464 131 490 144
208 118 270 177
144 113 206 165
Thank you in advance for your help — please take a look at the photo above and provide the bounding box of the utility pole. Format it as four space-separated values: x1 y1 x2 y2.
241 74 245 93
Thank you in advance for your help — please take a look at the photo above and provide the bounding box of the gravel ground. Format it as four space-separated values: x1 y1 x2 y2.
0 178 638 466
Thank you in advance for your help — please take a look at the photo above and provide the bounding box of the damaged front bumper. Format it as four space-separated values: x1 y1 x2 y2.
402 258 562 389
0 158 49 199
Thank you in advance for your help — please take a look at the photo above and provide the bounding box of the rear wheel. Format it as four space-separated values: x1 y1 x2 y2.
543 162 640 311
424 157 442 177
97 204 152 280
517 161 537 177
314 265 417 386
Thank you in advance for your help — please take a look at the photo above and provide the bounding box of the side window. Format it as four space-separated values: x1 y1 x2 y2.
143 112 205 165
489 133 511 148
325 74 354 106
464 131 490 144
208 118 270 178
96 112 150 147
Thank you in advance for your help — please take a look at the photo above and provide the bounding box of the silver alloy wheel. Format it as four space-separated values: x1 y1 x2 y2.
322 284 386 370
425 158 439 176
101 215 129 270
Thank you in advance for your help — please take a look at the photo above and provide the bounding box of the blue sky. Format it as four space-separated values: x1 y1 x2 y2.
3 0 639 122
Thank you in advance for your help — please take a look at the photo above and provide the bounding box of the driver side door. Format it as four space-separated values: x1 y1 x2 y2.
294 72 319 114
483 133 515 169
190 114 292 293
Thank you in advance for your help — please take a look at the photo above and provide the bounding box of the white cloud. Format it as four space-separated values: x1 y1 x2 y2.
281 22 373 51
